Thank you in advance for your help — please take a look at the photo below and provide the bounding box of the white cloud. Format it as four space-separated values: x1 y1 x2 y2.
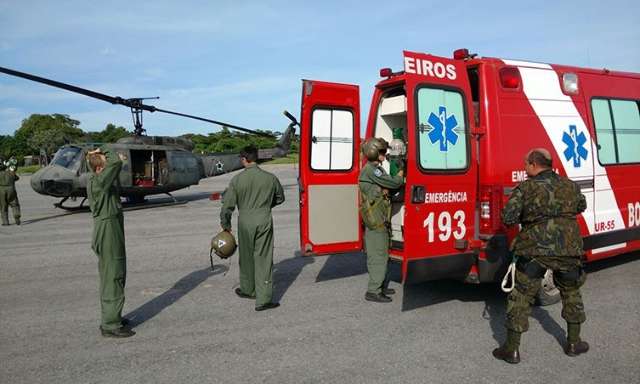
100 46 116 56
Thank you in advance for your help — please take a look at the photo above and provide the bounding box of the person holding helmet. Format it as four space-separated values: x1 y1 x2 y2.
220 145 285 311
359 138 404 303
0 159 21 226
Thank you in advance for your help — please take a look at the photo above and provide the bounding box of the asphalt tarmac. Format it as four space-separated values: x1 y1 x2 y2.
1 164 639 384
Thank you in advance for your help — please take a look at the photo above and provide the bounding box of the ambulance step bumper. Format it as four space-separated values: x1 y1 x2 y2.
404 253 476 284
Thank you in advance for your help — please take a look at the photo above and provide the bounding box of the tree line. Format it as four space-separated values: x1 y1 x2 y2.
0 113 298 163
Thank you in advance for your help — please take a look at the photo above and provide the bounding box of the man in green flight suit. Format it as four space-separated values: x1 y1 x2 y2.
359 138 404 303
220 145 285 311
493 148 588 364
0 160 21 226
87 147 134 338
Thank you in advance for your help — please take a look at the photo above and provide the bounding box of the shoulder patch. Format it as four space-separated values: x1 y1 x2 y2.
374 168 383 177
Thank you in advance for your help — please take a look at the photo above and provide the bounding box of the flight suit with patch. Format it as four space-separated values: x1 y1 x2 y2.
359 162 404 294
0 169 21 225
220 163 285 307
87 149 127 331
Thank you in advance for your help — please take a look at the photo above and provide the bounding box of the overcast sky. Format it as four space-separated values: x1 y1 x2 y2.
1 0 638 136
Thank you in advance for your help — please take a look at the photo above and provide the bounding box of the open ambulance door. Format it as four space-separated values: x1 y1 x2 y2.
298 80 362 255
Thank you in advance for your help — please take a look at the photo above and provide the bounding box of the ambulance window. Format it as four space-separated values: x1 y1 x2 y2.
310 108 354 171
592 98 640 164
611 100 640 163
592 99 616 164
416 88 468 170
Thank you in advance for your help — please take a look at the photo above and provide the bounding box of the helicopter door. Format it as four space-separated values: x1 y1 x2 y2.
130 150 156 187
299 80 362 256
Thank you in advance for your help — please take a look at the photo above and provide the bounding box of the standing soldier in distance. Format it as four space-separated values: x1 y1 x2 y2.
493 148 588 364
220 145 285 311
87 147 134 338
0 159 21 226
359 138 404 303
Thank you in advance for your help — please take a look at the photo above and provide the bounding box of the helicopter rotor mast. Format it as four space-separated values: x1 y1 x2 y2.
0 66 273 137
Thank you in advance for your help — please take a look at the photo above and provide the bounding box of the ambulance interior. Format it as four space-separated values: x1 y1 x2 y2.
373 88 408 247
130 150 168 187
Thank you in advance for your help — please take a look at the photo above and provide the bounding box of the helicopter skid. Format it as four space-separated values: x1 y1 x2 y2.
54 197 87 211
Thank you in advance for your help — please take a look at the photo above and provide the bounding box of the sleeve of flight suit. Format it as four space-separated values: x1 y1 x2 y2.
95 148 122 190
220 179 237 231
371 167 403 190
502 185 524 226
12 172 19 182
272 176 285 208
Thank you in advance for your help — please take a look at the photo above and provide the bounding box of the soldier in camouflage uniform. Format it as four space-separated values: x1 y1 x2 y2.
220 145 285 311
493 148 589 364
359 138 404 303
0 160 21 226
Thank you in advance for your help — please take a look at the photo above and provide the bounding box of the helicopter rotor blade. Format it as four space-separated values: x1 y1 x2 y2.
0 65 273 136
154 108 273 137
0 66 155 111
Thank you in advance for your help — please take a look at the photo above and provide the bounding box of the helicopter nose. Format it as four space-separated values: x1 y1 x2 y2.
30 167 46 193
30 166 76 197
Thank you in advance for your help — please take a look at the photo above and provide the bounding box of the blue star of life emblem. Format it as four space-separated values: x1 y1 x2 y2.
426 106 459 152
562 124 588 167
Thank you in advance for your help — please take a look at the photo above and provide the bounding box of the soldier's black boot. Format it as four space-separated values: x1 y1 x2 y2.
492 329 521 364
14 217 20 225
492 346 521 364
235 288 256 299
564 340 589 356
364 292 392 303
255 302 280 311
100 326 135 338
564 323 589 356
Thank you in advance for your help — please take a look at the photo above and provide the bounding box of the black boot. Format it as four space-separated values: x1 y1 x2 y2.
364 292 392 303
493 329 521 364
492 346 521 364
565 340 589 356
100 326 135 338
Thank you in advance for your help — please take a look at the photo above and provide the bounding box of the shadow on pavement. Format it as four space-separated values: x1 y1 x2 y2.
315 252 367 282
402 279 566 347
273 251 315 302
272 251 366 302
125 265 227 327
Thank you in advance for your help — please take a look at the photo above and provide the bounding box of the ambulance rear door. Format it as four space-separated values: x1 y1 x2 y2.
402 51 479 280
298 80 362 255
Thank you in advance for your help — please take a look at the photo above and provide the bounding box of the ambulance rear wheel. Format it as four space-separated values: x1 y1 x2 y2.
535 269 561 306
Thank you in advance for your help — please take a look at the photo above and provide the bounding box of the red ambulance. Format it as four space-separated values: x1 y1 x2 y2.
297 49 640 299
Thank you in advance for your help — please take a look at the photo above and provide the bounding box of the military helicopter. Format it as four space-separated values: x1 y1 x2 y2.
0 66 298 209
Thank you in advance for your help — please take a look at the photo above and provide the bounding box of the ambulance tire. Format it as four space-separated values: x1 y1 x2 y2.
535 269 561 306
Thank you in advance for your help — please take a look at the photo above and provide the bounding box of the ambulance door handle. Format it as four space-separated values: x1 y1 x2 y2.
411 185 426 204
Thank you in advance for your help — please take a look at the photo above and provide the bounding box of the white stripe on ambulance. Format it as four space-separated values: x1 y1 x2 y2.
504 60 626 252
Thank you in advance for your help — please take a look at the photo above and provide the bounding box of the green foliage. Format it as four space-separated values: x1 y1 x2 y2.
14 114 84 157
16 165 42 175
84 123 131 143
3 113 297 166
264 153 299 164
186 127 282 154
0 135 19 159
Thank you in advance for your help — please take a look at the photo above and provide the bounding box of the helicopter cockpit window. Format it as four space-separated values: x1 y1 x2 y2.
52 147 83 169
